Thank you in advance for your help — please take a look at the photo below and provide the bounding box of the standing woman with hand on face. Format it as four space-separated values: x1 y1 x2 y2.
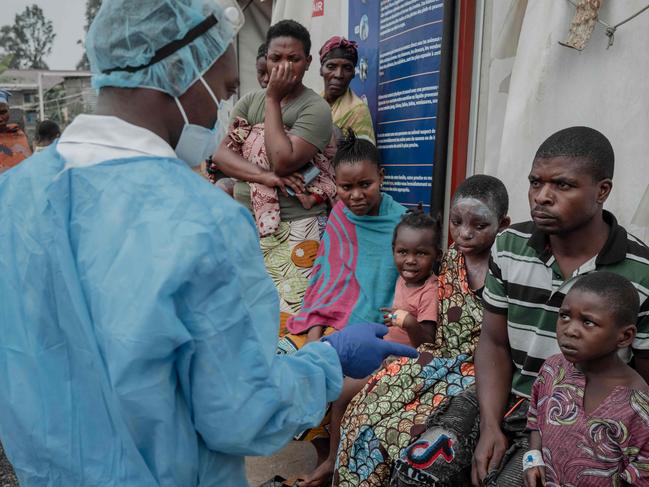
211 20 337 322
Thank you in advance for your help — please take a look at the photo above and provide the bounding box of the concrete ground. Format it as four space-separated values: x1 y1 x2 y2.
0 439 317 487
246 441 318 486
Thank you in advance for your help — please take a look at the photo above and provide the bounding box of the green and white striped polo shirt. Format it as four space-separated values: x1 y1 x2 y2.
483 211 649 398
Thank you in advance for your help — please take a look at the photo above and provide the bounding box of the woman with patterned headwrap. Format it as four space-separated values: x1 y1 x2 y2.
319 36 375 144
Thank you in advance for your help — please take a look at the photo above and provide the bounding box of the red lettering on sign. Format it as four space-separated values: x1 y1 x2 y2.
312 0 324 17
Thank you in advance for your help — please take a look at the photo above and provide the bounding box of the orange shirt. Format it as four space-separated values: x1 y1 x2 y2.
0 124 32 172
386 275 439 346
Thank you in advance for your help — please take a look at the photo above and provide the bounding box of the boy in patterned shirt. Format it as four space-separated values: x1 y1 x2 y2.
524 272 649 486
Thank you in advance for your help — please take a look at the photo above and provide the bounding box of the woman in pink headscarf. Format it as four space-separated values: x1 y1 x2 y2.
319 36 375 143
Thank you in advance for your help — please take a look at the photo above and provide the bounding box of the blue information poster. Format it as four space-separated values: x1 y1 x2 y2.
348 0 380 119
349 0 449 210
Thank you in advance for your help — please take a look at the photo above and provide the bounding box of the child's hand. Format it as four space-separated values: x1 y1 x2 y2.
380 307 395 325
523 466 546 487
296 192 318 210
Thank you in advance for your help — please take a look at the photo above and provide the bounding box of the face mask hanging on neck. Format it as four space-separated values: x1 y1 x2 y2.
174 77 232 168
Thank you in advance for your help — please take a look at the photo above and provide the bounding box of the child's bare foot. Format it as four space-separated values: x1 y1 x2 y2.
298 456 335 487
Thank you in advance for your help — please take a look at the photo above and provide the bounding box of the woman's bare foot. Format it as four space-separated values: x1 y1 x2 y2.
298 456 335 487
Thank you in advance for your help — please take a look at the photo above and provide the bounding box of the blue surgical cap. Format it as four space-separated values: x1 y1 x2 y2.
87 0 243 97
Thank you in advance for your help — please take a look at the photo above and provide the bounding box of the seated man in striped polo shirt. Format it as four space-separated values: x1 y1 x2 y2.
390 126 649 487
472 126 649 486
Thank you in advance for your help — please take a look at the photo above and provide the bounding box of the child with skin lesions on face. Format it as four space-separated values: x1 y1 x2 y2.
300 175 512 487
524 272 649 487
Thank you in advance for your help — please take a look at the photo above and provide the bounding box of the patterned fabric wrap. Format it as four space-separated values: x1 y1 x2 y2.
225 116 336 237
432 246 483 358
276 195 405 440
262 216 328 316
329 89 375 144
0 125 32 173
527 354 649 486
333 245 484 486
276 324 335 355
286 195 406 334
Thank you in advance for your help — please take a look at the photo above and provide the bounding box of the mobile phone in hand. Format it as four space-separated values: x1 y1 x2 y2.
287 163 321 196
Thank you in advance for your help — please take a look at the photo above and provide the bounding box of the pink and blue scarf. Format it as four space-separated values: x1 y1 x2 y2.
286 194 406 334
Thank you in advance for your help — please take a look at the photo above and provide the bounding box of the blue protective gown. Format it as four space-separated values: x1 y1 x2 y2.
0 147 343 486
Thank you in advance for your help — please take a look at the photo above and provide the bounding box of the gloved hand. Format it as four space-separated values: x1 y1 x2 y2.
322 323 418 379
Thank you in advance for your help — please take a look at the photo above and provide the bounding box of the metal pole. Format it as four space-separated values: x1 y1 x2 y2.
38 72 44 120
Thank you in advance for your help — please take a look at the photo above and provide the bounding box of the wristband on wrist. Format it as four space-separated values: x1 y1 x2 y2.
522 449 545 471
389 309 409 328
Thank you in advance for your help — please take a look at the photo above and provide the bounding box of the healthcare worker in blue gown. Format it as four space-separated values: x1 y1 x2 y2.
0 1 417 486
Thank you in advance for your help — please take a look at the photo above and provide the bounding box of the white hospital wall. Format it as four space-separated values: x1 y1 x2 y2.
474 0 649 241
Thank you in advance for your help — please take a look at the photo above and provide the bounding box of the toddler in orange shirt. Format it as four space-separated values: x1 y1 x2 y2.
382 210 440 347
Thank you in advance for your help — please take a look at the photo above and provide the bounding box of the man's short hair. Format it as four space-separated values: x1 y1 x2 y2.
266 20 311 57
452 174 509 220
570 271 639 326
35 120 61 143
535 126 614 181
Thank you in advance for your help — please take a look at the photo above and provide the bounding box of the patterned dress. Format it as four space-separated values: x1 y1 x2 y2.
261 217 328 317
527 354 649 486
333 245 483 486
